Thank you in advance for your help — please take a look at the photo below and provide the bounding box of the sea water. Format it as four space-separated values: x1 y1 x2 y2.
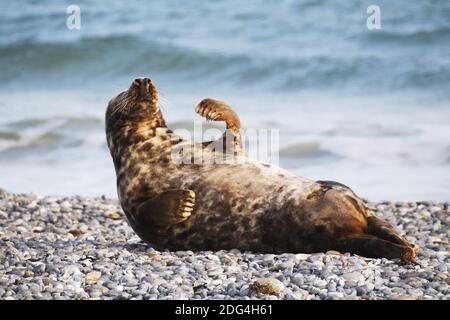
0 0 449 201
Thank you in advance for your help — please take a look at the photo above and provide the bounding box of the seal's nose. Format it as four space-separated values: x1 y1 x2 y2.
133 77 151 87
133 77 152 99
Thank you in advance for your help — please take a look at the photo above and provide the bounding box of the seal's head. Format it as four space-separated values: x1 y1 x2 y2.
128 77 158 111
106 77 166 163
108 77 159 120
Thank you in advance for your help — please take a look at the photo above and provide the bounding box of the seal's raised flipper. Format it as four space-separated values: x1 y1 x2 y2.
367 216 419 255
337 235 418 265
195 98 243 155
136 189 195 232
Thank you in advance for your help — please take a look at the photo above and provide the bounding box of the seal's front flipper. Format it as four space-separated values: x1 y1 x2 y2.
336 235 418 265
136 189 195 230
195 98 241 131
195 98 243 155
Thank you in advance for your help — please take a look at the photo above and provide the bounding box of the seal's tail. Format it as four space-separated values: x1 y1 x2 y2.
335 207 419 264
336 234 418 264
366 215 418 252
364 214 419 263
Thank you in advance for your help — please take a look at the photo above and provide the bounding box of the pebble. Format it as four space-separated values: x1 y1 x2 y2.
250 278 285 297
0 191 448 300
85 271 102 283
342 271 365 286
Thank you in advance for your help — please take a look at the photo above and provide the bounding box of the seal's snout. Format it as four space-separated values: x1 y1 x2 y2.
132 77 153 101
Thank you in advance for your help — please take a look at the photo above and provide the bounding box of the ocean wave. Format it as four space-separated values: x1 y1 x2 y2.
0 132 70 160
278 142 341 169
0 116 103 158
279 142 335 159
0 35 250 87
6 118 54 130
55 116 102 132
4 116 102 135
1 33 448 93
364 26 450 44
324 125 422 138
0 131 21 141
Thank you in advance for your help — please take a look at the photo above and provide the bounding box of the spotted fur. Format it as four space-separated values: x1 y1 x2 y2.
105 77 419 264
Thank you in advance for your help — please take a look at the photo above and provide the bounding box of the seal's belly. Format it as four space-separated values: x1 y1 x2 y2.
122 143 364 252
155 157 321 251
179 159 316 215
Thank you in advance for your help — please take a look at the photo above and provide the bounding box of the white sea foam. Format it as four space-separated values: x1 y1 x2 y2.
0 89 449 201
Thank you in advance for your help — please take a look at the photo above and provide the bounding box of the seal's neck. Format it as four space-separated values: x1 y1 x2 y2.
107 110 167 172
121 109 167 144
136 108 166 132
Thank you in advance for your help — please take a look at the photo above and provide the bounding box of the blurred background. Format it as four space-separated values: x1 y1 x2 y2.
0 0 449 201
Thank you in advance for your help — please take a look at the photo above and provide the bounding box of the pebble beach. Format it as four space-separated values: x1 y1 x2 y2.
0 190 448 300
